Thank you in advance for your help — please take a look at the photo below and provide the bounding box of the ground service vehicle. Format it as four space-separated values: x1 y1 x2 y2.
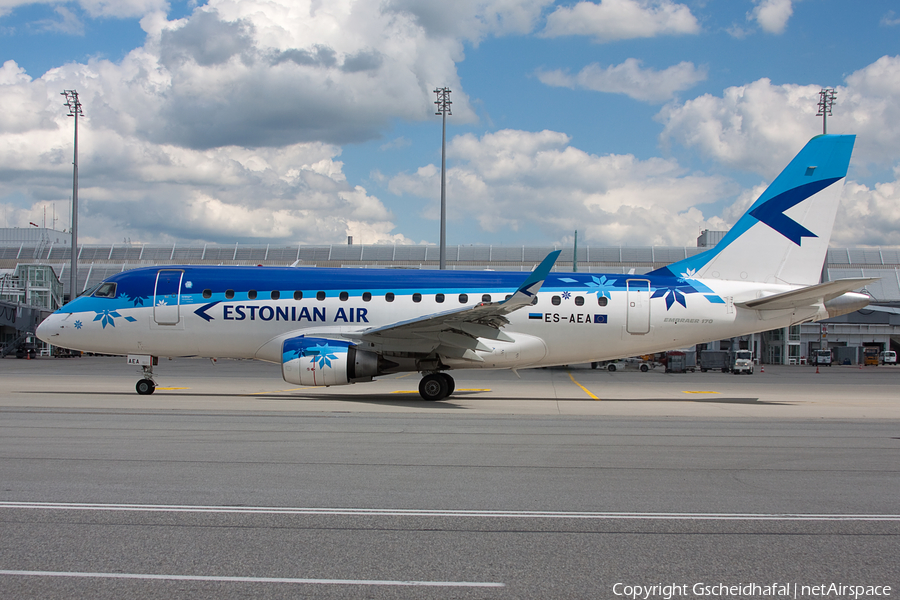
880 350 897 365
814 349 832 367
732 350 754 374
863 347 880 366
700 350 731 373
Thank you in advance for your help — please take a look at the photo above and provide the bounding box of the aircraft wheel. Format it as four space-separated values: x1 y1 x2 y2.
607 364 616 372
640 364 649 373
136 379 156 395
439 373 456 397
419 373 449 401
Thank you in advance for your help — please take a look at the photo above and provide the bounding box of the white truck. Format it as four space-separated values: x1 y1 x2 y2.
732 350 754 375
814 349 833 367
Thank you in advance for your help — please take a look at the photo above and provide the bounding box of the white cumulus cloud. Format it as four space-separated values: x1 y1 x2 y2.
750 0 793 34
389 129 733 246
541 0 701 42
536 58 707 103
657 55 900 176
0 0 549 244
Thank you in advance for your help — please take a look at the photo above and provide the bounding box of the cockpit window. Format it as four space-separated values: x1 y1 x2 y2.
93 282 117 298
78 283 102 298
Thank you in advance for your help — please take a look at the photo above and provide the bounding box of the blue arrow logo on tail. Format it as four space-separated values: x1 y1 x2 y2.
194 301 219 322
749 178 840 245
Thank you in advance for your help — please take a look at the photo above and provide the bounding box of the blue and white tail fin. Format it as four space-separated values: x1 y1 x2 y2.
651 134 856 285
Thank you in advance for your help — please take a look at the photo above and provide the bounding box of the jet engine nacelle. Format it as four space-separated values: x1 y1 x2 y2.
281 336 382 386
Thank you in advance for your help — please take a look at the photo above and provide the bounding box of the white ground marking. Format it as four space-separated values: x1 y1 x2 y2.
0 570 504 587
1 502 898 521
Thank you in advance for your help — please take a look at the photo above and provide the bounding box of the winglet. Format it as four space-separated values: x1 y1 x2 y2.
502 250 561 310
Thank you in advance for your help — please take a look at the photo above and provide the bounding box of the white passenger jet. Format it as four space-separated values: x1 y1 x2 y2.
38 134 875 400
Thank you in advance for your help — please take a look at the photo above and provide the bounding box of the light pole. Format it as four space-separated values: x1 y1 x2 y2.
817 88 836 135
62 90 82 301
434 87 451 269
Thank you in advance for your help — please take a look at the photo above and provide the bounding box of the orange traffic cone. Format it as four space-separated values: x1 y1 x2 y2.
816 365 819 374
760 365 764 373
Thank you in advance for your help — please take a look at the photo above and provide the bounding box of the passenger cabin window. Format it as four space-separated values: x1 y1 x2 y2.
459 293 468 303
505 294 512 300
294 291 303 300
271 291 280 300
385 293 395 302
339 291 349 301
531 296 538 305
551 295 561 306
482 294 491 302
225 289 235 300
598 296 609 307
413 293 422 303
575 296 584 306
93 282 117 298
362 292 372 302
316 291 326 301
202 289 212 299
435 293 445 303
248 290 257 300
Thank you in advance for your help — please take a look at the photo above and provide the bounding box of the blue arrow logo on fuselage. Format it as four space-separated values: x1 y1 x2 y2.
748 178 839 245
195 301 219 322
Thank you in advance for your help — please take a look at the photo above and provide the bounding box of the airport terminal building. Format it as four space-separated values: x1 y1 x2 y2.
2 227 899 364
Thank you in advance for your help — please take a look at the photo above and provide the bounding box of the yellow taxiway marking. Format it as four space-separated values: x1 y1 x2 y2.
247 387 315 395
391 389 491 394
568 372 599 400
683 391 721 394
155 387 189 391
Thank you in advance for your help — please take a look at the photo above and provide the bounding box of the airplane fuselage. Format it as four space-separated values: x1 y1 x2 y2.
39 265 834 368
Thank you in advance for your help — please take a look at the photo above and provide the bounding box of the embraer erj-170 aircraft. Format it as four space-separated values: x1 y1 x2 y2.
38 134 876 400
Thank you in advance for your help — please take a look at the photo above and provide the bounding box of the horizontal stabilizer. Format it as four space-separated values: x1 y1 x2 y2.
736 278 879 311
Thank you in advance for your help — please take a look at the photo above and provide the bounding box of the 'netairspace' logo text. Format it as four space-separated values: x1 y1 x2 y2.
612 582 892 599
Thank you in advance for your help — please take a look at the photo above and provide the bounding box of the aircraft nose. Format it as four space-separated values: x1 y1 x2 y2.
36 313 64 344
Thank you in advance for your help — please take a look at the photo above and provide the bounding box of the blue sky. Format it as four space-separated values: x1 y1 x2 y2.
1 0 900 248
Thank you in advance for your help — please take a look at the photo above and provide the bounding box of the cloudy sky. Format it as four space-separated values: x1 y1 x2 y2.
1 0 899 248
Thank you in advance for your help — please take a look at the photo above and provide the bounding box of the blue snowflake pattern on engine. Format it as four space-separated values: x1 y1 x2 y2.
93 309 138 329
282 339 350 369
74 320 82 330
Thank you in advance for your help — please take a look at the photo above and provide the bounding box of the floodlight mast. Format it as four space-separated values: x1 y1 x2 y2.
61 90 83 301
817 88 836 135
434 87 451 269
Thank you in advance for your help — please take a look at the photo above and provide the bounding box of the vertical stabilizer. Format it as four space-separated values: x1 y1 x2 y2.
652 134 856 285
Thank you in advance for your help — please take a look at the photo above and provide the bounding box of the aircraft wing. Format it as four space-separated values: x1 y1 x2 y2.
735 278 879 311
353 251 561 361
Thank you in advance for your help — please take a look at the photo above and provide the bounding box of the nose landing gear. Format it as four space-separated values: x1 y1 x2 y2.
129 355 158 395
418 372 455 401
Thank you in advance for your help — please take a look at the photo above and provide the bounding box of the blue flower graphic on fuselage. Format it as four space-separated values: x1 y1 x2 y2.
93 309 137 329
584 275 617 299
651 281 702 310
120 294 147 307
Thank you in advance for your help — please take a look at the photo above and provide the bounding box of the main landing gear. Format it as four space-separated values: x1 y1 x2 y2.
418 372 456 401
